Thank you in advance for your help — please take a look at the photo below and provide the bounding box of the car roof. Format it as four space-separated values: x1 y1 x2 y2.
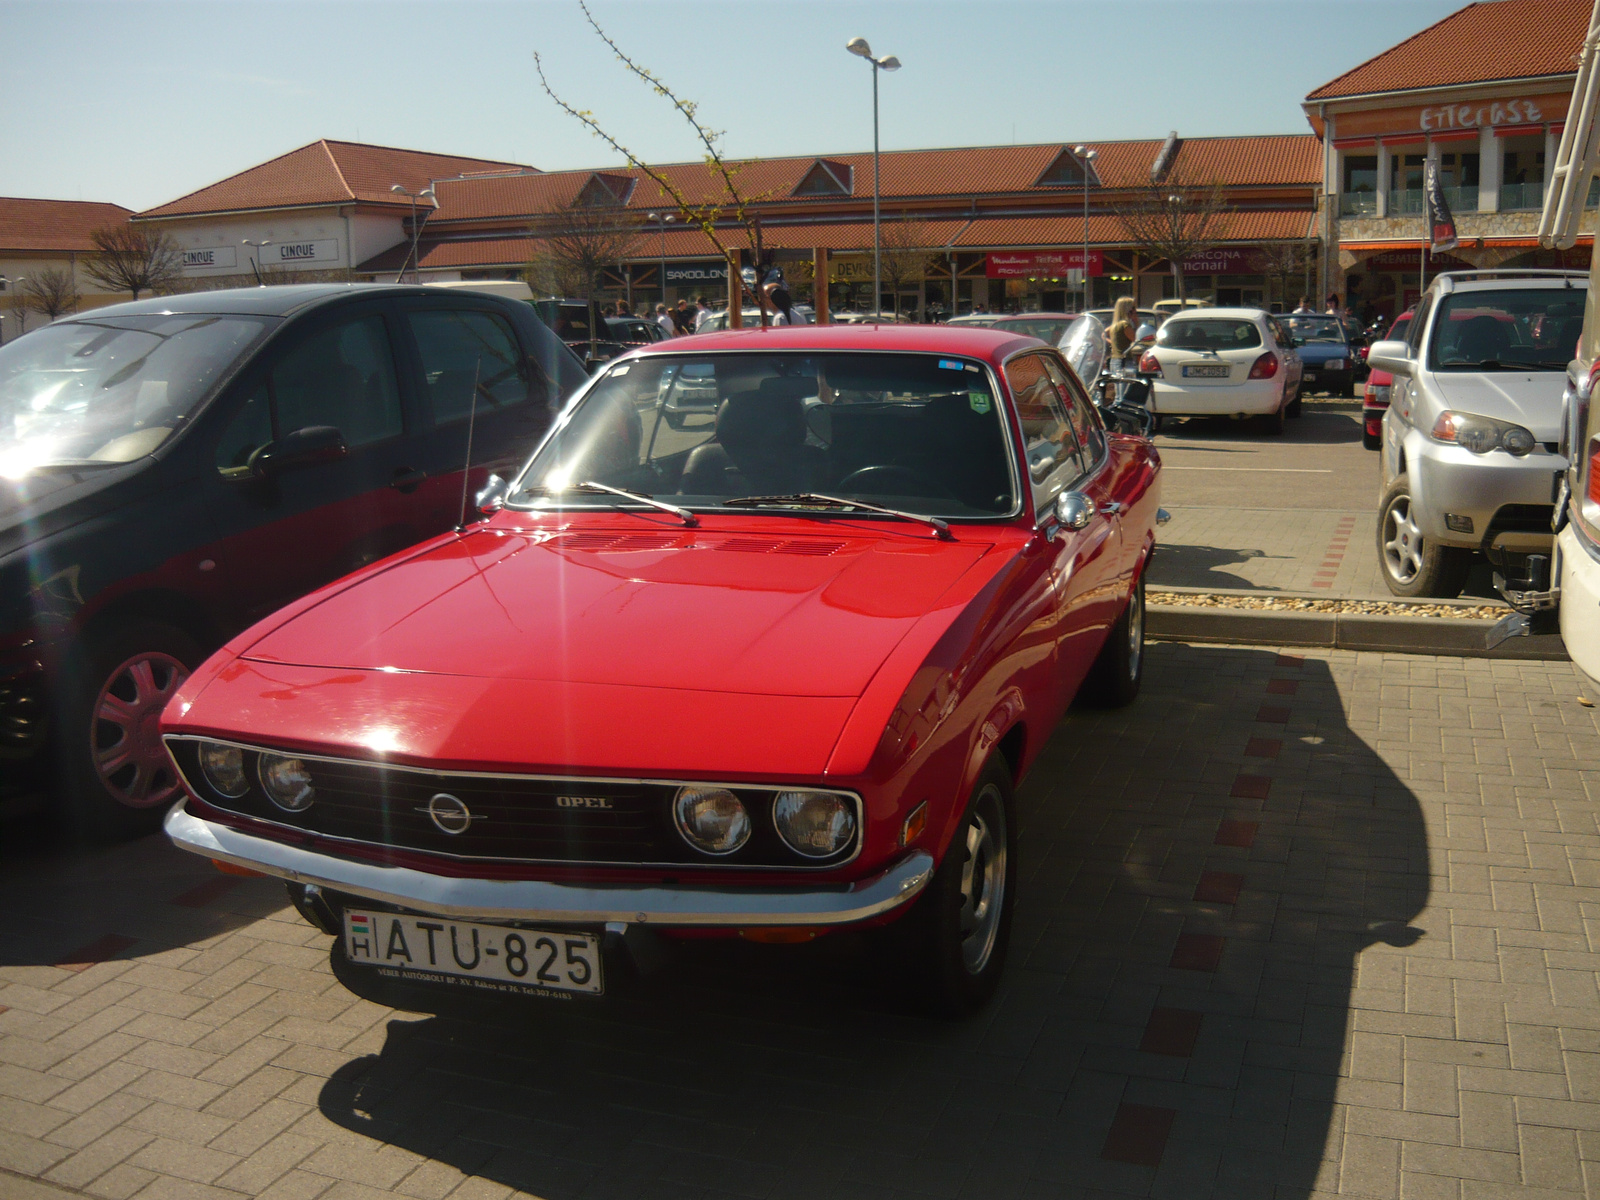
1166 307 1269 321
60 283 484 321
1435 271 1587 292
626 322 1044 364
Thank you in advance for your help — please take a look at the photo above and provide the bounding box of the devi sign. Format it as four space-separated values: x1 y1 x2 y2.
986 250 1102 279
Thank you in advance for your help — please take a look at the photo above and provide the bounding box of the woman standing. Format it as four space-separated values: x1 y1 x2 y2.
1107 297 1140 359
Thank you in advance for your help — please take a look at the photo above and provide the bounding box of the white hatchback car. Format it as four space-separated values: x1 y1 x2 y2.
1138 307 1303 433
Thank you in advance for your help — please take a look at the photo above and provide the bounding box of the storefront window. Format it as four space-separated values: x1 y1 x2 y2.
1500 135 1545 210
1389 152 1426 214
1438 151 1480 210
1342 155 1378 216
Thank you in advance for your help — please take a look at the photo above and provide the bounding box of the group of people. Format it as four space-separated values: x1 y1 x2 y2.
601 282 805 339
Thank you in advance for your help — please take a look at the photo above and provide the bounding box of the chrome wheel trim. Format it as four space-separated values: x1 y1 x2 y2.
957 785 1008 976
1381 494 1424 585
92 651 188 809
1127 580 1145 681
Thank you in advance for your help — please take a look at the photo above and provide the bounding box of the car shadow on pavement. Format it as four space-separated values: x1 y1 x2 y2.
1146 543 1283 591
316 643 1429 1200
1160 410 1362 447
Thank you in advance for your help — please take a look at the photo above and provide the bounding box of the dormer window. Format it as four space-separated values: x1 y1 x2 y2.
793 160 853 197
1035 149 1097 188
575 173 636 207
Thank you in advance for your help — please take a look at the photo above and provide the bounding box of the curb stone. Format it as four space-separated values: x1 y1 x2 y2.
1147 603 1568 660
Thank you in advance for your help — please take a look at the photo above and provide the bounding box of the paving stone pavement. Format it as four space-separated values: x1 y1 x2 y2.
2 643 1600 1200
1150 508 1389 597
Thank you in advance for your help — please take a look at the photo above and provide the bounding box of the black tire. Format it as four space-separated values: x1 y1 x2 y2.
1362 427 1383 451
888 758 1017 1018
1376 474 1471 599
1286 387 1303 418
1339 377 1357 399
1082 572 1145 708
56 619 202 841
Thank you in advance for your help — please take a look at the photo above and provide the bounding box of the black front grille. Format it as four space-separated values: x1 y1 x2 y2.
1488 504 1555 534
168 740 856 869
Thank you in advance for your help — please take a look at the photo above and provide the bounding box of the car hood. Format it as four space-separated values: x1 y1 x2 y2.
1430 371 1566 438
242 520 998 698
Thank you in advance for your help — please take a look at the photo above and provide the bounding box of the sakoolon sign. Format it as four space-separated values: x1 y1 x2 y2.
665 260 727 286
986 250 1103 279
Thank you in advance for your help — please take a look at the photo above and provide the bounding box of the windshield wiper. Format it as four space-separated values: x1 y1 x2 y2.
722 492 953 540
519 480 697 526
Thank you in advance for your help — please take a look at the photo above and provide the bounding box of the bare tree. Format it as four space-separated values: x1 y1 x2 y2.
1114 176 1228 303
83 224 182 301
525 201 640 300
24 266 80 320
878 216 941 319
534 2 778 323
1251 242 1315 311
5 287 31 341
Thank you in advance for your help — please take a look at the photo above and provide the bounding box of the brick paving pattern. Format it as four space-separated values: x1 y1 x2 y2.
2 642 1599 1198
1151 508 1389 597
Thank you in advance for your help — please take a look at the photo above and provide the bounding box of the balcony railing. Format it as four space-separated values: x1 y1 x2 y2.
1386 186 1479 215
1339 192 1378 217
1500 181 1545 210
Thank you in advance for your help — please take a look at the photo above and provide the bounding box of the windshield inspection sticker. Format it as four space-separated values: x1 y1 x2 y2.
938 359 964 371
969 392 992 414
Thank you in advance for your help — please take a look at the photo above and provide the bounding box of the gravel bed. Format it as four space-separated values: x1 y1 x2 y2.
1148 591 1506 620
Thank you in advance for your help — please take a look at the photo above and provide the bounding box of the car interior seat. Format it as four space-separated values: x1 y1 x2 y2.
679 378 816 495
1453 314 1512 364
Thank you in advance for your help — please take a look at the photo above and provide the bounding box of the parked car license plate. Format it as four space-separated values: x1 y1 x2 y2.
1303 371 1319 382
343 909 603 996
1182 364 1230 378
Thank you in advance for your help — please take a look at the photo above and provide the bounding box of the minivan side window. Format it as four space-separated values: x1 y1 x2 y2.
214 315 403 476
406 309 530 423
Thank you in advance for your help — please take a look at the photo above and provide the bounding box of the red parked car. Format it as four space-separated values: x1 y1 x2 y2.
1363 310 1412 449
161 324 1162 1016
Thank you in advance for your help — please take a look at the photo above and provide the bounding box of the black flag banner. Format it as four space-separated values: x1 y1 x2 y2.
1424 159 1459 253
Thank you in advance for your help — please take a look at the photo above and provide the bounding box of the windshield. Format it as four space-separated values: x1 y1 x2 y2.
1156 319 1262 351
1427 288 1583 371
511 351 1018 519
1285 316 1345 343
0 314 270 476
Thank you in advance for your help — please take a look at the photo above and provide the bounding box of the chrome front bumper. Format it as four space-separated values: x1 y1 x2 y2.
164 802 935 927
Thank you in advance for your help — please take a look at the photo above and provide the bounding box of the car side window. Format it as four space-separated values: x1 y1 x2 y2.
1408 296 1433 354
406 309 529 424
1266 317 1289 348
1004 352 1086 507
1041 355 1104 471
212 315 402 477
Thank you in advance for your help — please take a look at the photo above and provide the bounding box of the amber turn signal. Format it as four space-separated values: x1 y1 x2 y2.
210 859 266 878
901 801 928 847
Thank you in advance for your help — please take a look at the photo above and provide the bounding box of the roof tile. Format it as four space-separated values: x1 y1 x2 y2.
0 198 133 253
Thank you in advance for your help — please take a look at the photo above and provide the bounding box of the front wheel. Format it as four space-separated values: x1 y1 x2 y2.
57 620 201 841
1377 475 1471 598
889 759 1017 1017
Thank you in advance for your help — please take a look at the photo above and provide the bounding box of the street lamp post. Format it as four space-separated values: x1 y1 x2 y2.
847 37 900 319
1073 145 1098 312
647 211 676 310
390 184 437 284
241 241 270 286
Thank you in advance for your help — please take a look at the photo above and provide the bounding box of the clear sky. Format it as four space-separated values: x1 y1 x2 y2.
2 0 1465 213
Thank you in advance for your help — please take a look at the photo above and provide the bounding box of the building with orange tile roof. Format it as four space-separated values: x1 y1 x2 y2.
1305 0 1592 323
0 198 136 341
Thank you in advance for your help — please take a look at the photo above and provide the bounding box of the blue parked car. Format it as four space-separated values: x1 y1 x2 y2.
1284 314 1358 397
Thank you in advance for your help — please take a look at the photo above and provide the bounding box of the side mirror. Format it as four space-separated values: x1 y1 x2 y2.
1050 491 1095 535
475 473 509 515
1367 339 1414 375
247 425 347 478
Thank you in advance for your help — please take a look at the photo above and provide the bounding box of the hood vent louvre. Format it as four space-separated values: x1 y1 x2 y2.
551 532 683 552
713 537 847 556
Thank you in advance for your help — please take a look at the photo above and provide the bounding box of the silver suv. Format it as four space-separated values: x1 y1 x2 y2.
1368 270 1584 597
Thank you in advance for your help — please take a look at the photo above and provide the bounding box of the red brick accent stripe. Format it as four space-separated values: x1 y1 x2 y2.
1265 678 1299 695
1101 1103 1177 1166
1194 871 1245 905
1245 737 1281 758
55 934 137 972
1231 774 1272 800
1275 654 1304 668
1215 819 1259 848
172 877 242 909
1256 705 1290 723
1140 1008 1203 1057
1171 933 1225 971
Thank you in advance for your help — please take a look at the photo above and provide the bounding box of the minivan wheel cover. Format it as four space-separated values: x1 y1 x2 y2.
1382 494 1425 584
92 651 189 808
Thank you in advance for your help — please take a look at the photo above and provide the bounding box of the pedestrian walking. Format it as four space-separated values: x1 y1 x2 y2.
694 295 713 330
655 303 676 338
766 284 802 326
673 298 695 335
1293 296 1315 314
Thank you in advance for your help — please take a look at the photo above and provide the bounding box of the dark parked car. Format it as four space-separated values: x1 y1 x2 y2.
1283 314 1359 397
0 284 587 837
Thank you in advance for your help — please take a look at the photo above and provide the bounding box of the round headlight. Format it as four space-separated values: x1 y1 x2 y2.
1456 422 1499 454
1501 426 1537 456
773 791 857 858
673 787 750 855
258 753 315 812
199 742 248 798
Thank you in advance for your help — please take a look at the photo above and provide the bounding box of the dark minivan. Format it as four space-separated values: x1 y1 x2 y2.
0 284 587 837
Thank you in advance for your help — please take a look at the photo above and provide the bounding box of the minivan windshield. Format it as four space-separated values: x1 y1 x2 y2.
0 314 271 477
511 351 1018 519
1427 287 1583 371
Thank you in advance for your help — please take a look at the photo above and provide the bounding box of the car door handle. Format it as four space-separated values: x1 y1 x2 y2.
1099 501 1124 516
389 466 428 493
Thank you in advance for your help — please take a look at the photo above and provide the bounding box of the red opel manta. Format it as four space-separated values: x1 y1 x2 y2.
161 324 1162 1016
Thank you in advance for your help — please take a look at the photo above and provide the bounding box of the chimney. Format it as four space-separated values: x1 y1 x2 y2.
1150 132 1181 184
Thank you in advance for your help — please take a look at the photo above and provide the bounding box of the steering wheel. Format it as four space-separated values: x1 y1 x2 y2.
836 465 958 500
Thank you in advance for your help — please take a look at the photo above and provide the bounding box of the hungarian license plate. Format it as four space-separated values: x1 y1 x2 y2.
1182 363 1229 378
343 909 603 997
1303 371 1319 382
